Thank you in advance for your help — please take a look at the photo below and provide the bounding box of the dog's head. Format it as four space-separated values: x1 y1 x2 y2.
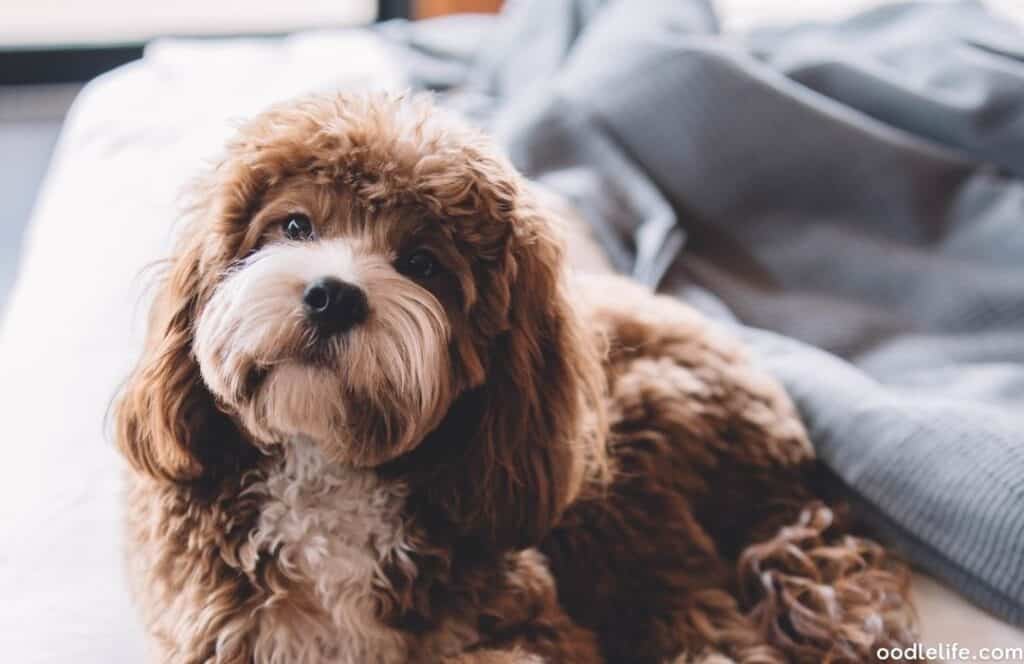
115 93 604 547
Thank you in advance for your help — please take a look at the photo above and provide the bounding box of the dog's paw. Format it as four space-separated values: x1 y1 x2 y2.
738 503 917 662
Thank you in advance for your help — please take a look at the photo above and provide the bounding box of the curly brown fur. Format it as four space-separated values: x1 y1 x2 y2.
115 92 915 663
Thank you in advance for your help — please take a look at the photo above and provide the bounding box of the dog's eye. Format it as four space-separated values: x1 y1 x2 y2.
399 249 439 280
282 214 314 241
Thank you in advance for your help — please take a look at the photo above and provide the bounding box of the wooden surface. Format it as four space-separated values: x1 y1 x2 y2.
416 0 503 19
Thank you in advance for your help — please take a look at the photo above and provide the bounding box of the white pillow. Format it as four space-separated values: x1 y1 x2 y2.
0 30 403 663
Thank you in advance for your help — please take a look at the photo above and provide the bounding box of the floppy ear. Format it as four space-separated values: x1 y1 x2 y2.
471 204 605 548
114 230 248 483
408 181 607 551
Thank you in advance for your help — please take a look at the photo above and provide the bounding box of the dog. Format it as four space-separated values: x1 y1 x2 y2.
115 92 916 663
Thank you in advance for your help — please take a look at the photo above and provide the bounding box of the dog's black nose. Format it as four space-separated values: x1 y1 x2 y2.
302 277 368 335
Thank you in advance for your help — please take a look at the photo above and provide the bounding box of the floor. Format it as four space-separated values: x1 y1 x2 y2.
0 84 80 317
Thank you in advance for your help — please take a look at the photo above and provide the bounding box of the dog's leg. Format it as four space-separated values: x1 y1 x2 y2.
542 469 744 663
458 550 604 664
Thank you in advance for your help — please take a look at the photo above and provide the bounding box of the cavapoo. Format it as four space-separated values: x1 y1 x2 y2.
115 93 915 663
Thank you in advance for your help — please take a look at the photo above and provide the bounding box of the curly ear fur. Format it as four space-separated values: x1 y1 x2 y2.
114 229 249 483
468 201 606 549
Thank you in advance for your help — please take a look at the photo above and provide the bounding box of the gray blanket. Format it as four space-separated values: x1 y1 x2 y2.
385 0 1024 624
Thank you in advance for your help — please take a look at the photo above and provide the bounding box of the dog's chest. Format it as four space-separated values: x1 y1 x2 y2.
243 440 413 663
